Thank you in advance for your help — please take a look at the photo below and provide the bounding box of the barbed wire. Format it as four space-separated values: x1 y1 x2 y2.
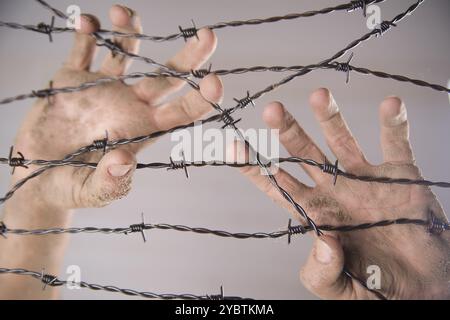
1 217 448 240
1 2 446 106
0 0 443 301
1 154 450 188
1 58 448 106
9 1 384 43
0 268 246 300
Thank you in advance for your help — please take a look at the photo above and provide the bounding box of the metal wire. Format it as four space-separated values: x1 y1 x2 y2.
1 59 448 106
2 217 444 239
0 268 247 300
2 156 449 188
2 0 384 43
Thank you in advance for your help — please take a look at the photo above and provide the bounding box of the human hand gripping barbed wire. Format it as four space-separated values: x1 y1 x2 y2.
0 0 449 300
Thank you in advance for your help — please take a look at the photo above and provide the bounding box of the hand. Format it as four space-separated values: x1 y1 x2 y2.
9 5 223 210
235 88 450 299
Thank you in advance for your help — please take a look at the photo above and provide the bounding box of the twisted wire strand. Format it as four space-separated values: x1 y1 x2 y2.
0 71 186 105
9 1 383 42
0 21 72 35
0 268 247 300
2 157 448 188
1 218 439 238
2 61 449 106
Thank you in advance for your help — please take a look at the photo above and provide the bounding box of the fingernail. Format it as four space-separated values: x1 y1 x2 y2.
108 164 133 177
81 14 99 29
81 14 95 24
315 239 333 264
118 4 134 18
384 96 406 126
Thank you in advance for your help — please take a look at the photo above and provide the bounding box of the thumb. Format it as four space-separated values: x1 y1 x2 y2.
77 149 136 208
300 235 354 300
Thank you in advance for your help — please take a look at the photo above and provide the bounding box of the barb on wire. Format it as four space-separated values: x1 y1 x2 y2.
348 0 369 17
126 212 147 242
428 213 450 235
0 267 249 300
334 52 354 84
321 159 340 185
191 63 212 78
0 20 72 39
233 91 256 109
168 151 189 179
178 20 199 41
375 21 397 37
36 16 55 42
7 146 28 174
92 130 110 154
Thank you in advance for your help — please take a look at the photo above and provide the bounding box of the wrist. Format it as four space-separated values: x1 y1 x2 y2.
4 168 72 228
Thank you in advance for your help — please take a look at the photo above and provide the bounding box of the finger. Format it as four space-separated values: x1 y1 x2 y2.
100 5 142 76
309 88 368 171
64 14 100 71
300 235 355 299
133 28 217 104
76 149 136 208
230 141 314 219
262 101 329 185
379 96 414 164
152 74 223 130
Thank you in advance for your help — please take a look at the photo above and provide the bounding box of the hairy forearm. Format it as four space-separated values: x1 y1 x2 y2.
0 173 71 299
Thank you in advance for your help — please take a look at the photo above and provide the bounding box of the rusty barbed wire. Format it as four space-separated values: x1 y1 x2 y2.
0 268 246 300
4 1 384 43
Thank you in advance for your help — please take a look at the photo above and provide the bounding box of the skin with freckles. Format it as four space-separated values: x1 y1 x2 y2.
0 5 222 299
0 5 448 300
234 90 450 299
